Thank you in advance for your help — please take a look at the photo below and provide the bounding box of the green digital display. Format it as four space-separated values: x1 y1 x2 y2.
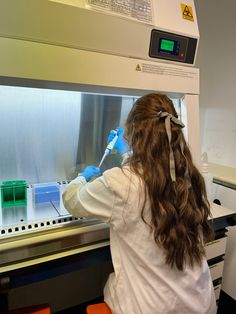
160 39 175 52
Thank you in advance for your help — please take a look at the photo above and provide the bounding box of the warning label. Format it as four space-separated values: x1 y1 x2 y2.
88 0 153 23
136 64 142 71
181 3 194 22
141 63 198 79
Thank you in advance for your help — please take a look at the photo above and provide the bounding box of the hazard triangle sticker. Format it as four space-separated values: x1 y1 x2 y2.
181 3 194 22
136 64 142 71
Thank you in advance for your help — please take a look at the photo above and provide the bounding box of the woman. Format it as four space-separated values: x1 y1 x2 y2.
63 93 216 314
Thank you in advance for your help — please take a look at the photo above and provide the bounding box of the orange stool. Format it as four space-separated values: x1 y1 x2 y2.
1 304 51 314
86 302 112 314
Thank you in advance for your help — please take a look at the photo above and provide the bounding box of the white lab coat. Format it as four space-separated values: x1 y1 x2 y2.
62 166 217 314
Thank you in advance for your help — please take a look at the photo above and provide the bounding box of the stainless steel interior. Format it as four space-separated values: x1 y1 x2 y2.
0 86 137 183
0 86 136 234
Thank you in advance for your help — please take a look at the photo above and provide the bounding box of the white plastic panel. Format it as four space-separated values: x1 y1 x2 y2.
0 0 199 65
0 38 199 96
205 237 227 260
181 95 200 167
50 0 200 40
221 226 236 300
153 0 199 38
211 185 236 300
209 261 224 281
212 183 236 212
214 285 221 301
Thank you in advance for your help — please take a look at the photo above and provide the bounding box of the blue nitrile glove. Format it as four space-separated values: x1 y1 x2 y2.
107 127 129 156
80 166 101 182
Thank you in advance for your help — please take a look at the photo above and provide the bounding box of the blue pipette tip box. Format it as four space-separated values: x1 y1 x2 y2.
33 182 60 205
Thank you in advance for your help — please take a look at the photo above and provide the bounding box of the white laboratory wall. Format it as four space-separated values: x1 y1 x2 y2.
195 0 236 168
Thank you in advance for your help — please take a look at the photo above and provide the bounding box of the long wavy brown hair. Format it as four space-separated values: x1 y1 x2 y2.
125 93 214 271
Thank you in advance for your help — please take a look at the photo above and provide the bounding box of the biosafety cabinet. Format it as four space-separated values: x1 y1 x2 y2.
0 0 234 311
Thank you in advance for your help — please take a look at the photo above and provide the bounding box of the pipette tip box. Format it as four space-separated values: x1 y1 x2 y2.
33 182 60 207
1 180 27 208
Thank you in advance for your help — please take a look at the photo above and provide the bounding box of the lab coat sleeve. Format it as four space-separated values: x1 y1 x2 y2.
62 173 115 223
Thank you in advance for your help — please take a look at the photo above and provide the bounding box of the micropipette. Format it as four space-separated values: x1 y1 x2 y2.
98 129 119 167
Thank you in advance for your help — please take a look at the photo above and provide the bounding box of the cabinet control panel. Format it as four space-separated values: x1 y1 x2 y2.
149 30 198 64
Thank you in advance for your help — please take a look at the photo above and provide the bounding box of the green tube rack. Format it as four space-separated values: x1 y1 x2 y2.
1 180 27 208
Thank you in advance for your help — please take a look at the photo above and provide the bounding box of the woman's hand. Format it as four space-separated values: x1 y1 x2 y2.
80 166 101 182
107 127 129 156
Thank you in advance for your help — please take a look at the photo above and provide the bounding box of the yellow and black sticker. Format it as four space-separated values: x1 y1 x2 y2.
181 3 194 22
135 64 142 71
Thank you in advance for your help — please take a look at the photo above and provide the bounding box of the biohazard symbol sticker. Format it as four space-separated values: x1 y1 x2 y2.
181 3 194 22
135 64 142 71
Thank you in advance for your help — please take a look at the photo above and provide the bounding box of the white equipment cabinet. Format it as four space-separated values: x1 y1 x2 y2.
206 203 236 304
212 182 236 305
